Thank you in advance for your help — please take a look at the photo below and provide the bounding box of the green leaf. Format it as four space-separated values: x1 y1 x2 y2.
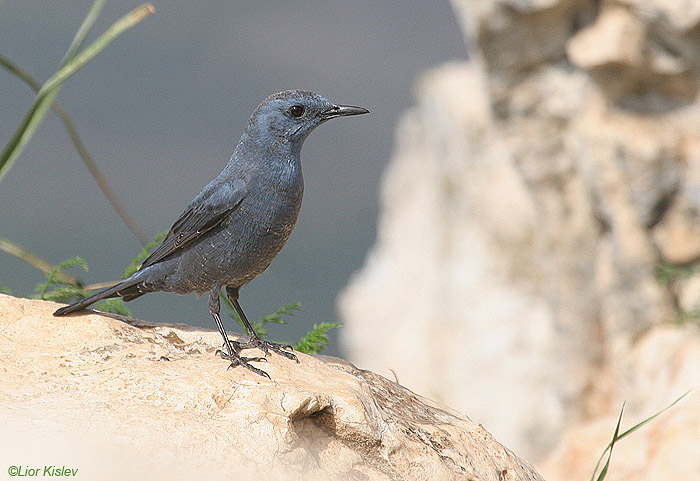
222 298 301 339
124 230 168 278
295 322 342 355
33 255 131 316
259 302 300 326
221 300 339 353
35 256 87 300
39 285 87 302
94 298 131 316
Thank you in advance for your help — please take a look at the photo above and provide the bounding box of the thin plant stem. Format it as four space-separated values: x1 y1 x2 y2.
0 3 154 181
0 237 78 285
0 54 148 245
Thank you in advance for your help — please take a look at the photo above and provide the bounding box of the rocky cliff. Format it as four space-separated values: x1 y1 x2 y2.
340 0 700 467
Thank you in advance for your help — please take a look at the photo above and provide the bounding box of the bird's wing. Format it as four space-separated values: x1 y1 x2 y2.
139 178 247 270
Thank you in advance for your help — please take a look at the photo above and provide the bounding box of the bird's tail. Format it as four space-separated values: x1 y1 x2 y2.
53 278 143 316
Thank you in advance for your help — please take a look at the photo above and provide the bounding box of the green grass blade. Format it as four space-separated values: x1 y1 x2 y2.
0 88 61 180
0 3 154 182
38 3 154 96
591 403 625 481
0 236 78 285
0 53 148 245
615 390 690 440
61 0 107 66
590 391 691 481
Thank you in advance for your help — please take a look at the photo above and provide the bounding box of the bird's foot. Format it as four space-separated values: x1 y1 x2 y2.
237 335 299 362
215 344 270 379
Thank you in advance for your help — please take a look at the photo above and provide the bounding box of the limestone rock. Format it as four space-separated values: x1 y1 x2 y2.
340 0 700 462
340 62 570 461
450 0 594 78
621 0 700 32
566 4 698 108
0 294 543 481
678 273 700 313
566 7 646 70
540 325 700 481
652 194 700 264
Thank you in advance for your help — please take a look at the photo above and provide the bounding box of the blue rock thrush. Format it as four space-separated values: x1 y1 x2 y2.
54 90 369 378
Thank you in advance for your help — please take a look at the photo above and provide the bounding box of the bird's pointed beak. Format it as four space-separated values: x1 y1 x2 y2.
323 104 370 119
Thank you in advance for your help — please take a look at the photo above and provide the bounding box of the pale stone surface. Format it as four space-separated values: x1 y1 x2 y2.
565 4 698 106
652 195 700 264
678 273 700 313
340 62 568 460
621 0 700 32
540 325 700 481
567 6 646 70
340 0 700 462
0 294 543 481
450 0 593 77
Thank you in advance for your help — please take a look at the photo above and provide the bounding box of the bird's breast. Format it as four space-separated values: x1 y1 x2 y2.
168 167 303 292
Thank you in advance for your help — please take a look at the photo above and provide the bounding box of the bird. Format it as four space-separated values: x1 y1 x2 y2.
54 90 369 378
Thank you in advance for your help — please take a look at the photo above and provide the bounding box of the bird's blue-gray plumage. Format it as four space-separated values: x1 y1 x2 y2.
54 90 368 377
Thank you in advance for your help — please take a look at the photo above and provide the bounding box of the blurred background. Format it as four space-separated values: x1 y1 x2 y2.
0 0 465 352
5 1 700 478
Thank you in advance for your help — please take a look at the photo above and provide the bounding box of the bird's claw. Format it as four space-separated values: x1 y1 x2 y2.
238 336 299 362
215 347 267 363
216 345 270 378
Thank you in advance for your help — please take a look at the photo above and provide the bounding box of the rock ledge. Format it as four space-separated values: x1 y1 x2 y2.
0 294 542 481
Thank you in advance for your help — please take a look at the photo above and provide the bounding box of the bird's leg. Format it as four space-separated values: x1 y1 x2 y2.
208 289 270 378
225 286 299 362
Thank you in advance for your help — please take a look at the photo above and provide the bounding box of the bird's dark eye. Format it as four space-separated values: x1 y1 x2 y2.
289 105 305 117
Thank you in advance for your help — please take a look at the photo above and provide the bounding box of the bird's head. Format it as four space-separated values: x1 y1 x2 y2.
246 90 368 148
